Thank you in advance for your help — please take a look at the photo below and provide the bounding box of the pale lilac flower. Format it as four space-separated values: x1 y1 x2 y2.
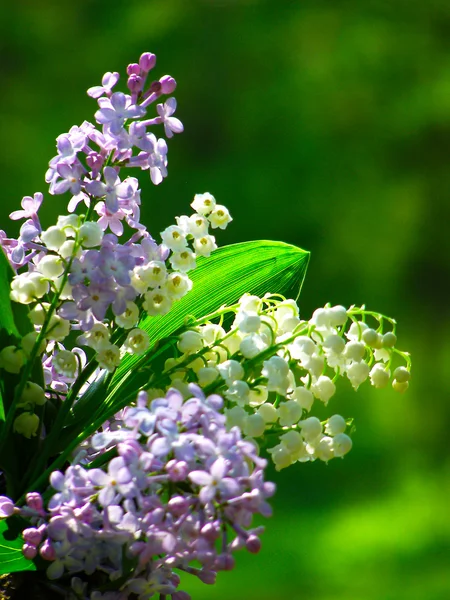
9 192 43 224
86 167 133 213
156 98 184 138
0 495 14 518
87 72 120 99
52 163 85 196
73 283 116 322
95 201 126 236
94 92 145 135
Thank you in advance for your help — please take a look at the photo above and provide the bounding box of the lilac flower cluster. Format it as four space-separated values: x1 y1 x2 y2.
13 386 273 599
0 52 231 432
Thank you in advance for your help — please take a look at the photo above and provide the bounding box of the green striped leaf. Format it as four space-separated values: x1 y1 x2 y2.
115 240 309 381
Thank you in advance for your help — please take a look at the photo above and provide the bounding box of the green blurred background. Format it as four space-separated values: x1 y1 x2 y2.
1 0 450 598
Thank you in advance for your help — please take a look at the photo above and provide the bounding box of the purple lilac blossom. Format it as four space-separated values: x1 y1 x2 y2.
16 387 274 598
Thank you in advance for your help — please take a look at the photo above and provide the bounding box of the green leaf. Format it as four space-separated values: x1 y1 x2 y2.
26 240 309 493
115 239 309 383
0 518 36 575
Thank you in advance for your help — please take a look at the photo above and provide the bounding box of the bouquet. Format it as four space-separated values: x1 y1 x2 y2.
0 52 411 599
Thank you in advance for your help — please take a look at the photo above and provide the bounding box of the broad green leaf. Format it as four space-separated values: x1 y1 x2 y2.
26 240 309 492
0 518 36 575
115 240 309 382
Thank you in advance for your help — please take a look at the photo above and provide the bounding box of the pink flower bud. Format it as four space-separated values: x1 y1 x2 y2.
197 569 217 584
215 553 235 571
23 527 43 546
127 74 144 94
127 63 140 76
22 543 37 559
139 52 156 72
39 539 56 561
159 75 177 94
26 492 43 512
245 534 261 554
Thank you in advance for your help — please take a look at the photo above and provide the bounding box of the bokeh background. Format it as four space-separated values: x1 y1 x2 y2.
1 1 450 598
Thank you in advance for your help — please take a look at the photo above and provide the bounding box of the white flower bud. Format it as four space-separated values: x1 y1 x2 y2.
362 328 382 348
314 435 334 462
29 303 50 326
374 348 390 363
37 255 64 278
220 331 242 355
280 430 304 453
217 360 244 384
262 355 290 395
193 234 217 257
299 417 322 442
124 328 150 355
46 315 70 342
236 311 261 334
0 346 26 374
165 272 192 300
310 307 332 329
257 403 279 423
18 382 46 406
200 323 225 345
225 380 250 406
79 323 110 350
248 385 269 407
143 289 173 316
13 412 39 438
10 272 49 304
225 405 247 429
57 214 80 233
79 221 103 247
115 302 139 329
197 367 219 386
370 363 390 388
177 213 209 238
133 261 167 292
161 225 188 251
278 400 302 426
56 278 72 300
289 336 316 359
169 249 197 273
292 386 314 411
274 299 299 320
21 331 46 357
53 350 78 378
97 343 121 372
208 205 232 230
269 444 293 471
178 330 203 354
323 334 346 354
311 376 336 405
325 414 347 436
328 305 348 327
382 332 397 348
58 239 78 259
239 294 263 313
344 341 366 361
393 366 410 383
332 433 353 457
240 333 268 359
41 226 67 251
392 380 409 393
191 192 216 216
346 361 370 389
244 413 265 438
346 321 368 341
